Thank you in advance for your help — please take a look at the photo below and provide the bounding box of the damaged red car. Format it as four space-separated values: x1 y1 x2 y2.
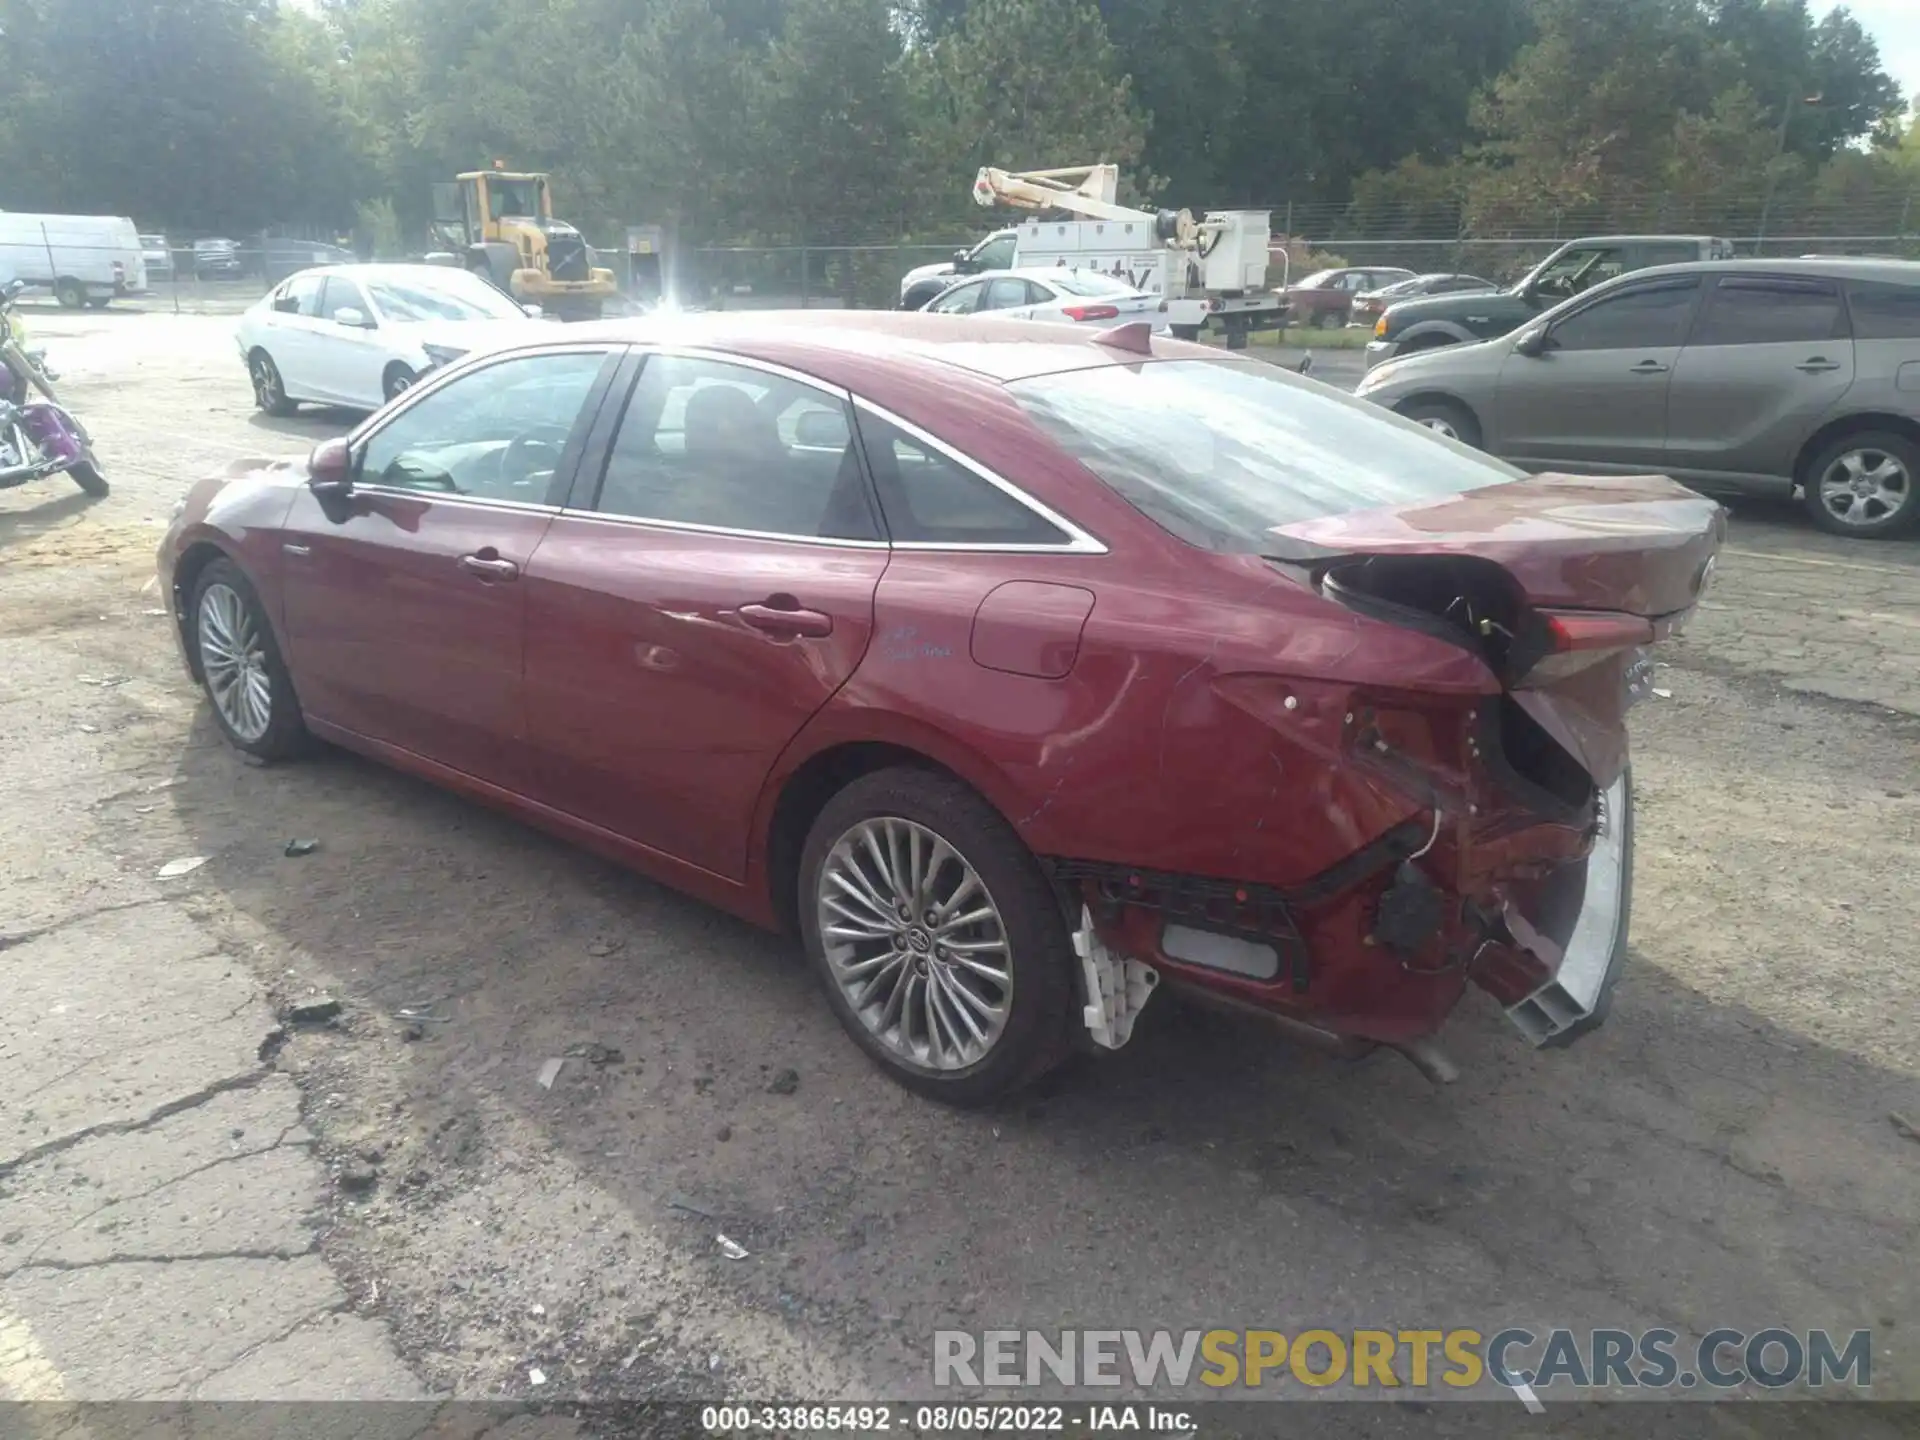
158 313 1725 1104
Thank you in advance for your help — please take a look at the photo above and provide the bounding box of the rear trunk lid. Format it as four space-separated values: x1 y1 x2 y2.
1269 472 1726 784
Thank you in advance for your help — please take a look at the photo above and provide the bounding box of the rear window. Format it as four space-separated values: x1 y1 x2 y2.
1049 271 1137 297
1008 359 1522 553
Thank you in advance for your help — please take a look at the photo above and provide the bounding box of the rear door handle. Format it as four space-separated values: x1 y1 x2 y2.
1629 360 1670 374
458 553 520 581
739 602 833 638
1796 357 1842 373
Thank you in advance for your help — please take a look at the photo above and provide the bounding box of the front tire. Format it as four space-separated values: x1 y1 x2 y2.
1397 397 1483 449
1801 430 1920 539
249 350 297 417
382 363 416 403
69 461 108 496
190 558 308 761
798 767 1076 1106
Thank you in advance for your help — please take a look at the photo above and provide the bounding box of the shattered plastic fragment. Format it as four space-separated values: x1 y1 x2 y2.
536 1058 565 1090
715 1234 749 1260
157 856 208 878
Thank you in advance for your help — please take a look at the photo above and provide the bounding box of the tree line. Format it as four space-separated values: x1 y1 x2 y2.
0 0 1914 250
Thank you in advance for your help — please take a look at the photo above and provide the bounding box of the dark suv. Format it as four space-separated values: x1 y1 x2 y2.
1365 235 1736 367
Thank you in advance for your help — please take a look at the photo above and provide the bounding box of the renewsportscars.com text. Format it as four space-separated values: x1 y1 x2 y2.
933 1327 1873 1392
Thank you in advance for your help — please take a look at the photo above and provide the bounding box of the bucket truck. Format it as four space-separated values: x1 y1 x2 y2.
901 164 1288 347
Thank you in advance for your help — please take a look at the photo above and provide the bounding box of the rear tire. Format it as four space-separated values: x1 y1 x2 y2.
798 767 1076 1106
189 557 309 761
1801 429 1920 539
1397 397 1483 449
69 461 108 496
54 278 85 309
1316 309 1345 330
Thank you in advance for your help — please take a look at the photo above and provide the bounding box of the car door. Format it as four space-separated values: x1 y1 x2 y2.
926 279 988 316
1492 275 1702 470
1663 274 1853 484
981 276 1039 316
310 274 387 407
522 351 890 880
279 345 620 792
257 273 328 398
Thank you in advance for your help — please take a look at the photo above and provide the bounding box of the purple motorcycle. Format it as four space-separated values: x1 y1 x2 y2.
0 279 107 496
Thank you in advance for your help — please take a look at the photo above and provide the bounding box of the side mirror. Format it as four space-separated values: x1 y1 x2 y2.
521 303 543 318
1513 326 1550 358
2 279 24 300
308 437 354 498
332 306 371 329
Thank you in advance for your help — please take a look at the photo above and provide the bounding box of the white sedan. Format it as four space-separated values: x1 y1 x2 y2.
237 263 541 415
921 267 1166 331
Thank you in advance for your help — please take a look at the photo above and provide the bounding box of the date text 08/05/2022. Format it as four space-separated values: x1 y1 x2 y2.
700 1405 1195 1434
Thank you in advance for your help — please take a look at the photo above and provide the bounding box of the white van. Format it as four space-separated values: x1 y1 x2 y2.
0 212 148 308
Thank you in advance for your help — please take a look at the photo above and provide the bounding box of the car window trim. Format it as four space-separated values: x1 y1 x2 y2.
565 345 888 545
851 397 1108 555
347 342 624 510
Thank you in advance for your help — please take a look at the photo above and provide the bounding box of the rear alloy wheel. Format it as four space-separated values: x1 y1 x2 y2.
249 351 297 417
799 768 1075 1106
1396 398 1483 449
54 278 85 309
1803 431 1920 539
191 558 308 760
383 363 416 403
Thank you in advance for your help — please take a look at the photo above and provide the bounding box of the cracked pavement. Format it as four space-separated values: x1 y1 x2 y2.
0 309 1915 1421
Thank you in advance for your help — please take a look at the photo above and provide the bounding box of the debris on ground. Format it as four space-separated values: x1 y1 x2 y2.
530 1303 546 1317
1652 688 1674 699
536 1058 566 1090
768 1068 800 1095
401 1024 424 1042
587 940 621 957
285 997 343 1025
564 1042 625 1067
156 855 207 878
394 1006 450 1024
79 674 131 688
338 1161 377 1194
1891 1113 1920 1144
716 1125 733 1142
77 724 99 734
283 838 320 857
668 1197 715 1220
716 1234 749 1260
528 1367 547 1387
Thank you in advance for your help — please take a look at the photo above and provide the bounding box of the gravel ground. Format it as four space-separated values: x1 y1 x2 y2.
1 309 1915 1425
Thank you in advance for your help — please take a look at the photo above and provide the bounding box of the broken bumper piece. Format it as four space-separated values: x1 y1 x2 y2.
1502 772 1633 1047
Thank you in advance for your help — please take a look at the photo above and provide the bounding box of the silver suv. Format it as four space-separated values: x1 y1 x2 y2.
1355 258 1920 539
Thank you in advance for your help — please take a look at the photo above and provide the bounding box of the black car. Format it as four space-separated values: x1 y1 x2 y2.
1365 235 1736 368
1347 272 1495 328
255 235 358 285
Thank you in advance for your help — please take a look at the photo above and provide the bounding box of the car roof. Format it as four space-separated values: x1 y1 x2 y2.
949 266 1138 284
283 262 487 284
1619 256 1920 284
1561 234 1728 245
555 311 1216 386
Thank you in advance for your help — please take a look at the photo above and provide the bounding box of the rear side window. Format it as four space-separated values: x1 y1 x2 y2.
1007 358 1521 553
274 273 323 316
1638 243 1704 268
1847 281 1920 339
594 355 878 541
1691 278 1845 346
854 411 1069 546
1549 279 1699 352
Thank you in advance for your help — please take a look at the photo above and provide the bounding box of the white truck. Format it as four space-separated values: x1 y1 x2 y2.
0 212 148 308
899 165 1287 347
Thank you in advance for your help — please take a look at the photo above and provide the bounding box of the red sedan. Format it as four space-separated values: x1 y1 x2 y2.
159 313 1724 1104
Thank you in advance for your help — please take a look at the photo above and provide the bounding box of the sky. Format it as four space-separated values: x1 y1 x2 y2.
1819 0 1920 108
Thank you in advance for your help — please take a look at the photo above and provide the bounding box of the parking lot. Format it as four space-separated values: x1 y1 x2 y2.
1 306 1917 1416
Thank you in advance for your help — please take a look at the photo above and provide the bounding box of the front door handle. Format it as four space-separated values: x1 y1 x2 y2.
458 552 520 582
1796 357 1842 373
1628 360 1670 374
739 602 833 638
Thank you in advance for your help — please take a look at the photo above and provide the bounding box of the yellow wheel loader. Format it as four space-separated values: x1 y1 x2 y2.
429 165 617 321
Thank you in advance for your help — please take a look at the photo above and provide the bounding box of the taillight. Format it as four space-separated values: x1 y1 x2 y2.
1517 610 1657 685
1063 304 1120 321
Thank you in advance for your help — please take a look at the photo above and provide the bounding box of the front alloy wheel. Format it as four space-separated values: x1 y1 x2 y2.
190 558 307 760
